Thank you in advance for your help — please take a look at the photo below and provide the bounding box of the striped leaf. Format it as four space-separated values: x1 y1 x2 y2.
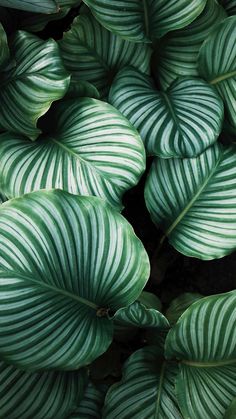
224 398 236 418
154 0 226 90
220 0 236 15
0 0 58 13
165 293 203 325
0 98 145 210
64 80 100 100
165 291 236 418
83 0 207 43
113 301 169 329
0 190 150 369
0 361 87 419
103 346 182 418
109 67 224 158
198 16 236 131
0 24 9 69
0 31 70 140
59 12 151 97
144 143 236 260
69 382 106 418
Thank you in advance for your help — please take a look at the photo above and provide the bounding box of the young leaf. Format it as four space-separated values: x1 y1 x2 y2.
109 67 224 158
0 98 145 210
112 302 169 329
154 0 226 90
198 16 236 131
0 24 9 69
0 190 150 370
103 346 181 418
83 0 207 43
165 291 236 419
0 0 59 13
165 293 203 325
0 361 87 418
59 13 151 97
145 143 236 260
68 382 106 418
0 31 70 140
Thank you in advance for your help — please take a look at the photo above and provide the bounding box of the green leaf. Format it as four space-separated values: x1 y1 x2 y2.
0 190 150 369
0 98 145 210
198 16 236 130
220 0 236 15
0 0 58 13
103 346 182 418
0 360 87 418
0 23 9 69
145 143 236 260
68 382 106 418
59 12 151 97
165 291 236 419
154 0 226 90
113 301 169 329
109 67 224 158
138 291 162 311
64 80 100 100
166 293 203 325
0 31 70 140
83 0 207 43
224 398 236 418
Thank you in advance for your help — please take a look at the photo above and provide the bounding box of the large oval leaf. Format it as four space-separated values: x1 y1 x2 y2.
83 0 207 43
0 361 87 418
0 190 150 369
154 0 226 90
198 16 236 131
0 23 9 69
103 346 181 418
59 12 151 97
145 143 236 260
0 98 145 210
109 67 223 158
0 31 70 140
0 0 58 12
165 291 236 419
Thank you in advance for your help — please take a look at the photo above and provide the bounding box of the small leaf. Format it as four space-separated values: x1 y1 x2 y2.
59 12 151 97
0 360 87 418
0 190 150 369
0 23 9 69
165 293 203 325
83 0 207 43
0 31 70 140
68 382 106 418
110 67 224 158
138 291 162 311
145 143 236 259
113 301 169 329
0 0 58 13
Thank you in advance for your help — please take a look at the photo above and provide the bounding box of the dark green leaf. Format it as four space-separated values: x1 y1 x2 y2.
0 0 58 13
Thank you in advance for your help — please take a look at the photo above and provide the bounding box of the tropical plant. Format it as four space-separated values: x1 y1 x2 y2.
0 0 235 418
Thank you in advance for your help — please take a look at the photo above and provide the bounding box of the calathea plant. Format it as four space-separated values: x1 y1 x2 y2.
0 0 235 418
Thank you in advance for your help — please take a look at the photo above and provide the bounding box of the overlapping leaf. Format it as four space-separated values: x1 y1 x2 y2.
0 31 70 140
165 293 203 325
103 346 181 418
0 24 9 69
109 67 223 158
165 291 236 418
0 361 87 418
0 98 145 210
198 16 236 131
69 382 106 418
154 0 226 90
113 301 169 329
145 143 236 259
59 12 151 97
220 0 236 15
0 190 150 369
83 0 207 43
0 0 58 13
224 398 236 418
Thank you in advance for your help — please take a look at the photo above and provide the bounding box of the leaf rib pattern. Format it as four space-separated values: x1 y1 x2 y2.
68 382 105 418
109 67 223 158
0 190 150 369
113 302 169 329
83 0 207 42
0 24 9 69
0 0 58 12
145 144 236 259
59 13 151 97
0 98 145 210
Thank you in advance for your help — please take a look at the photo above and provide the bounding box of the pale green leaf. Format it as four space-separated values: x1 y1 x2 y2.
103 346 182 418
154 0 226 90
59 12 151 97
0 361 87 418
0 0 58 13
145 143 236 260
165 291 236 419
0 31 70 140
198 16 236 130
0 190 150 369
109 67 224 158
83 0 207 43
0 98 145 210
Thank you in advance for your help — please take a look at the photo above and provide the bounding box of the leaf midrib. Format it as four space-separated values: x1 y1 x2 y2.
0 269 99 310
154 362 166 418
164 150 223 238
182 358 236 368
210 70 236 85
